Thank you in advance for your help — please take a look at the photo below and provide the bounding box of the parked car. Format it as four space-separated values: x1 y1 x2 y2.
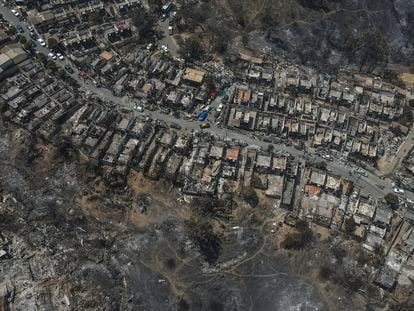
198 111 208 121
134 105 144 112
394 188 405 195
64 64 74 74
56 52 64 60
16 25 23 33
48 52 56 60
170 122 182 130
11 9 20 17
200 122 210 129
37 38 46 46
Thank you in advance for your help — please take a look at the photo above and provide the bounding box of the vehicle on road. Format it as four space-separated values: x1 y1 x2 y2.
11 9 19 17
161 14 167 21
168 26 173 35
64 64 74 74
93 80 101 88
221 94 229 103
16 25 23 33
56 52 64 60
37 38 46 46
216 104 223 113
198 111 208 121
134 105 144 112
27 25 33 32
170 122 182 130
394 188 405 195
146 43 154 51
200 122 210 129
161 44 169 52
322 154 333 161
48 52 56 60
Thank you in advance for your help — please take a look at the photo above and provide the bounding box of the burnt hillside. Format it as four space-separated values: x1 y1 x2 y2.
205 0 414 70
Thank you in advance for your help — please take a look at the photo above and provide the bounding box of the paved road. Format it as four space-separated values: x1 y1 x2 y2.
0 4 76 72
157 14 179 57
1 4 408 202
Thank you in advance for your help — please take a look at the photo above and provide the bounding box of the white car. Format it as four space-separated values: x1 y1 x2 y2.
56 53 64 60
217 104 224 112
48 52 56 60
11 9 20 17
134 105 144 112
161 44 169 52
37 38 46 47
394 188 405 195
146 43 153 50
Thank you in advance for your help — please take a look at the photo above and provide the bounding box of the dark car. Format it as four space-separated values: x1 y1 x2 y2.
64 64 74 74
16 25 24 33
170 122 182 130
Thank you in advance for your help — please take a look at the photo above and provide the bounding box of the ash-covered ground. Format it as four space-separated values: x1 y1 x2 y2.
0 120 370 310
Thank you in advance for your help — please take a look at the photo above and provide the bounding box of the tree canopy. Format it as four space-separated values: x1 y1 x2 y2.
384 193 399 206
345 30 389 72
131 10 156 39
178 36 204 61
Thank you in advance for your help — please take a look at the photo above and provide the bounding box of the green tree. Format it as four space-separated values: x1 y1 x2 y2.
131 9 156 39
204 74 216 93
109 6 116 17
384 193 399 206
345 30 389 72
282 220 313 249
185 216 222 264
344 216 356 235
178 36 203 61
7 26 16 36
267 144 274 153
383 69 405 88
37 53 47 65
47 37 58 48
19 36 27 45
46 60 58 71
23 41 32 51
314 161 327 170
